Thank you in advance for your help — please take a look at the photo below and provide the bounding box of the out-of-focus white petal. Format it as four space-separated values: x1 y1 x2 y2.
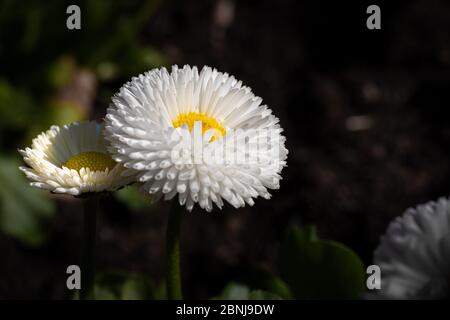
370 197 450 299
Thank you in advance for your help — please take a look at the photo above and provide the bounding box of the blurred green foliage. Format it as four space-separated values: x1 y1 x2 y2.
0 155 55 246
214 282 283 300
0 0 168 245
73 271 165 300
213 269 292 300
73 224 367 301
214 225 366 300
0 0 167 81
93 271 160 300
115 184 154 213
279 225 366 299
245 270 293 299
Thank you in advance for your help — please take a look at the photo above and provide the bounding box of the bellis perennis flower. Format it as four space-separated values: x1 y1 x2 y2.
19 121 131 196
105 65 288 211
372 197 450 299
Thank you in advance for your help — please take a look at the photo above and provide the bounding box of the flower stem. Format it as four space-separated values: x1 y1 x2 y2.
165 202 183 300
80 195 99 300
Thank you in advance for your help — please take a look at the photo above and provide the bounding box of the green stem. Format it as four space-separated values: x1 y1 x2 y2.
80 195 99 300
165 202 183 300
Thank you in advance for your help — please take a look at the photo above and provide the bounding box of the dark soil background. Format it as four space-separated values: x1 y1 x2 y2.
2 0 450 299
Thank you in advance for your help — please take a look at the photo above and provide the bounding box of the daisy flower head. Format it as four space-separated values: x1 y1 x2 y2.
19 121 131 196
372 197 450 299
105 65 288 211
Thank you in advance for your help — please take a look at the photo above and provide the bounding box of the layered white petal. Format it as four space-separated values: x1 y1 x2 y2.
105 65 288 211
371 197 450 299
19 121 132 196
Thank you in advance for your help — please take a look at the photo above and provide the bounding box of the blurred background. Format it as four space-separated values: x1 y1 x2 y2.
1 0 450 299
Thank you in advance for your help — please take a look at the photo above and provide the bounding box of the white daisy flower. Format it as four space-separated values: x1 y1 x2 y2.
19 121 131 196
105 65 288 211
372 197 450 299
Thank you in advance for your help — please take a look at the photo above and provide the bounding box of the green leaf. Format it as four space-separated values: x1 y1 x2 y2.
257 276 292 299
244 269 293 299
279 225 365 299
0 155 55 246
213 282 283 300
136 46 169 69
46 56 76 89
44 100 85 127
92 271 157 300
248 290 282 300
214 283 250 300
0 79 34 128
24 100 85 144
115 184 153 213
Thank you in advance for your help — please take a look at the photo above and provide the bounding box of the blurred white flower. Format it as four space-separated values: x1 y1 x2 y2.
19 121 131 196
372 197 450 299
105 65 288 211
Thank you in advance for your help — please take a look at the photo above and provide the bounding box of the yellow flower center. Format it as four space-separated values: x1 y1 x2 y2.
62 151 116 172
172 112 226 140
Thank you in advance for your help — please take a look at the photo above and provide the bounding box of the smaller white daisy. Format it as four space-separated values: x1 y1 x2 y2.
372 197 450 299
19 121 131 196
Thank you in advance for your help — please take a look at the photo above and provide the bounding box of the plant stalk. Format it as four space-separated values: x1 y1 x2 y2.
80 195 99 300
165 202 183 300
